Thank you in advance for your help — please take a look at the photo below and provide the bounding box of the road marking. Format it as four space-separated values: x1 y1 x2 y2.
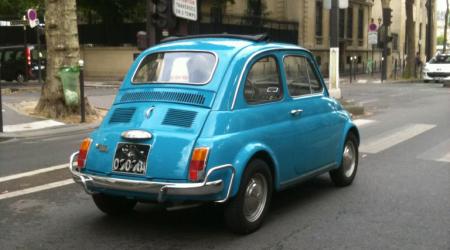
360 123 436 154
353 119 375 127
417 138 450 163
3 120 65 133
0 179 74 201
0 164 68 183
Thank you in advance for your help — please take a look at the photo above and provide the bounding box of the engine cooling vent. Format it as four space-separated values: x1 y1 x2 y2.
109 107 136 123
120 91 206 106
162 109 197 128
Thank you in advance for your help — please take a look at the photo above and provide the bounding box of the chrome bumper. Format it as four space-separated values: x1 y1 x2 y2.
69 152 235 203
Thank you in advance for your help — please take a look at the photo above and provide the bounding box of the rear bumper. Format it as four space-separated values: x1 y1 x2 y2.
69 152 235 203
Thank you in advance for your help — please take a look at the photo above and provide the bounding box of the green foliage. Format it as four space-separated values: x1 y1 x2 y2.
437 35 445 45
77 0 146 24
0 0 43 19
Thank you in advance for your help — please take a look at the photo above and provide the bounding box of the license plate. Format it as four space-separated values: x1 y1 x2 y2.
112 143 150 175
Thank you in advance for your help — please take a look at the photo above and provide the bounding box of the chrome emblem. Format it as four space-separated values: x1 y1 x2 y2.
145 106 155 119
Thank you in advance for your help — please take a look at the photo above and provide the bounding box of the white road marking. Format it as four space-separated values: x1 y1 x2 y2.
353 119 376 127
0 164 68 183
360 123 436 154
417 138 450 163
3 120 64 133
0 179 74 200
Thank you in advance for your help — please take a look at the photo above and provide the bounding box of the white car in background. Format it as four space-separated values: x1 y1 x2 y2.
423 54 450 82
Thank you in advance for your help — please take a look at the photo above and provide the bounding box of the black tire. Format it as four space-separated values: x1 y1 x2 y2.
330 133 359 187
424 80 429 83
92 193 137 216
224 158 273 234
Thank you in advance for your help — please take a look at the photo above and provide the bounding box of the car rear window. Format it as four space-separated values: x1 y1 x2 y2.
132 52 216 85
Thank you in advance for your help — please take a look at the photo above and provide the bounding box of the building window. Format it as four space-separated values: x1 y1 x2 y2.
316 1 323 37
357 8 364 46
392 33 399 51
347 7 353 40
339 9 346 38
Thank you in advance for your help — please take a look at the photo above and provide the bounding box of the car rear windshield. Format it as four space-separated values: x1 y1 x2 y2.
430 55 450 64
132 52 216 85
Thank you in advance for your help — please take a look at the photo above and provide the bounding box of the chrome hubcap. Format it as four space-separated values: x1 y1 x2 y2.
243 173 268 222
343 141 356 178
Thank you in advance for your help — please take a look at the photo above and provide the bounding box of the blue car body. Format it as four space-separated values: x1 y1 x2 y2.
70 35 359 206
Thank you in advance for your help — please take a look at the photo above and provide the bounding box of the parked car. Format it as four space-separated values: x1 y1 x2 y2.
0 45 46 83
69 34 360 234
423 54 450 82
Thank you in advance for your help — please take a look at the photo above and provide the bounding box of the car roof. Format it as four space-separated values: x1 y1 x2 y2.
144 34 307 57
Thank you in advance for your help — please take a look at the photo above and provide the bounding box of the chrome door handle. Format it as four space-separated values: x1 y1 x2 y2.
290 109 303 116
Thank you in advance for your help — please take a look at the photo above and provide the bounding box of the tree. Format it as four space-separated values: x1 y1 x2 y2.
437 35 445 45
444 0 449 52
404 0 416 78
77 0 146 25
35 0 93 118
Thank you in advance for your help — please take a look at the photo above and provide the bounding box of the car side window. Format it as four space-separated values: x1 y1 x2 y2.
284 56 323 97
244 56 282 104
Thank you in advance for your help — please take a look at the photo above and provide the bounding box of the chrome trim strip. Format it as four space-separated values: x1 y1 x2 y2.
279 162 337 190
130 50 219 86
230 47 302 110
69 151 235 203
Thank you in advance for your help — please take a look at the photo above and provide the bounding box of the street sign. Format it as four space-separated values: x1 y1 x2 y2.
173 0 197 21
27 9 38 28
368 31 378 45
369 23 377 32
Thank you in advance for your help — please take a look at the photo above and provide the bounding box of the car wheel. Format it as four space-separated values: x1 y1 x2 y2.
92 193 137 215
330 133 358 187
16 73 25 84
224 158 272 234
424 80 429 83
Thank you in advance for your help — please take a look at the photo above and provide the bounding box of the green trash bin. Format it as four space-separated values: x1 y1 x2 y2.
59 66 80 106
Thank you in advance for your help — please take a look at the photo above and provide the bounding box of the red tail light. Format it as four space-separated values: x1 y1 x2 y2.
25 47 31 66
77 138 92 169
189 147 209 182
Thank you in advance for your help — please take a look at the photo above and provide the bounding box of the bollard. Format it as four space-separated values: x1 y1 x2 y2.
78 60 86 123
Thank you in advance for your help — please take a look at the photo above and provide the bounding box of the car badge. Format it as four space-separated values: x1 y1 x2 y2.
95 143 108 152
145 106 155 119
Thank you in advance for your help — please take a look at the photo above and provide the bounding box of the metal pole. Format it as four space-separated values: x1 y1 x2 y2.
23 19 28 82
79 60 85 123
146 0 156 46
0 61 3 133
330 0 339 48
36 24 42 85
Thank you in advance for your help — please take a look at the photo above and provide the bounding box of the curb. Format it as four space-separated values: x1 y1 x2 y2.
0 122 100 140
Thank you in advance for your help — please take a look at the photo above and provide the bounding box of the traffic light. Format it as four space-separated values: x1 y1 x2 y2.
382 8 392 27
152 0 177 29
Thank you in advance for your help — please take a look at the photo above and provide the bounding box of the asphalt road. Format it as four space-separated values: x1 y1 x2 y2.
0 82 449 249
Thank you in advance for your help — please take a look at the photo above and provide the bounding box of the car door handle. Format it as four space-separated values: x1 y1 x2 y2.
290 109 303 116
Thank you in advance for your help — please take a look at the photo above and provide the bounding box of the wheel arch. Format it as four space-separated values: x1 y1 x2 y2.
337 123 360 166
231 143 280 197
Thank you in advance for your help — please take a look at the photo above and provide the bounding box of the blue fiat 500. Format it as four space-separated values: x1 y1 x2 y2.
70 34 359 234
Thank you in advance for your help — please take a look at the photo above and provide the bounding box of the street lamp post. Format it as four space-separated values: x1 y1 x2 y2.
78 59 86 123
0 61 3 133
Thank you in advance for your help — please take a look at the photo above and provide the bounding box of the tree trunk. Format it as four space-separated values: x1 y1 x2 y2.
35 0 94 118
444 0 449 52
404 0 416 78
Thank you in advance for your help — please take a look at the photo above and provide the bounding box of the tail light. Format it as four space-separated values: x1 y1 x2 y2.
77 138 92 169
189 147 209 182
25 47 31 66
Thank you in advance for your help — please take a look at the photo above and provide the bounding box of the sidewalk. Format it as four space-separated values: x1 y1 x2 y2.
327 75 424 85
0 81 117 140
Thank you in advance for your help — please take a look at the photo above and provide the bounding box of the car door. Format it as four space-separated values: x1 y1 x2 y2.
281 52 343 175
